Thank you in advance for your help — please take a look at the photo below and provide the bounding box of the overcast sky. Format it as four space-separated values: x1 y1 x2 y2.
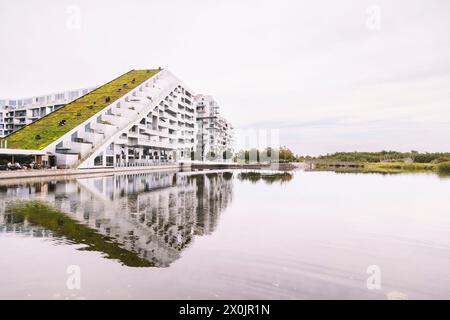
1 0 449 155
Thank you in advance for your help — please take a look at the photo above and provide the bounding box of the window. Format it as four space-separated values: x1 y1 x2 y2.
85 123 93 133
94 154 103 166
69 91 79 100
106 156 114 167
55 93 65 100
106 143 114 154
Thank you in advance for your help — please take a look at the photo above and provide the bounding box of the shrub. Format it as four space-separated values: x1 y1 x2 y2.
433 157 450 164
437 162 450 175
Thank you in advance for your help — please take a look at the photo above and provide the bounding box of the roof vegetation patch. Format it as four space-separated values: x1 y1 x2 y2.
2 69 160 150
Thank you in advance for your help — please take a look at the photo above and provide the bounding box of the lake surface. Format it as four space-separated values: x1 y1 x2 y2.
1 169 450 299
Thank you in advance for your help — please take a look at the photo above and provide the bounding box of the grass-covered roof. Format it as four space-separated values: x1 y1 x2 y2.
2 69 160 150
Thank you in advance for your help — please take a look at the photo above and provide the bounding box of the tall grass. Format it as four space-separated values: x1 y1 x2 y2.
364 162 435 173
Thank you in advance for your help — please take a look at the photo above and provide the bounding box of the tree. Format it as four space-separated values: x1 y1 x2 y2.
279 147 295 162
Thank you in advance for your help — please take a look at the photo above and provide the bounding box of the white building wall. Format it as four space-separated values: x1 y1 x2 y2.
0 87 97 136
194 94 234 161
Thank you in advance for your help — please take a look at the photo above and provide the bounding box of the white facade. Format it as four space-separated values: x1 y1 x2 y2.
195 94 234 161
0 87 96 136
43 69 197 168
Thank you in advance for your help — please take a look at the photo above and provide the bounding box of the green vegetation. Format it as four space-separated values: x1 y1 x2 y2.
362 162 436 174
2 69 160 150
234 147 296 163
298 151 450 164
297 151 450 174
6 201 153 267
235 149 450 166
437 162 450 175
232 149 450 175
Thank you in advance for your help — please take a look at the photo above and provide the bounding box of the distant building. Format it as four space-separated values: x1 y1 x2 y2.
0 87 97 136
194 94 234 161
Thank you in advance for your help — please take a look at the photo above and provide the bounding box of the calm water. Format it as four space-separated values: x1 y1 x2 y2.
1 169 450 299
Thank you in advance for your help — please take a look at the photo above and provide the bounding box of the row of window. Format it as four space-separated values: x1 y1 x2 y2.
0 88 94 110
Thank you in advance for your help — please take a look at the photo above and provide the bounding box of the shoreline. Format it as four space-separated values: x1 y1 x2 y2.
0 164 184 181
0 162 297 183
306 161 450 176
3 161 443 182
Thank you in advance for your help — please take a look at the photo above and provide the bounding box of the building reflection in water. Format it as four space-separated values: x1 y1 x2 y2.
237 171 293 184
0 171 233 267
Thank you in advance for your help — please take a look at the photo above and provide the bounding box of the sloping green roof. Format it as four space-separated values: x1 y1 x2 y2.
2 69 160 150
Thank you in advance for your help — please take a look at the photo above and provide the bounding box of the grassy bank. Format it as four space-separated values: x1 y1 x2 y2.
362 162 436 173
300 151 450 164
310 161 446 174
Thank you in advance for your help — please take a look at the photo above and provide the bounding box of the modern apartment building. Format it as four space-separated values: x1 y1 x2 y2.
0 69 210 168
0 87 97 136
195 94 234 161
